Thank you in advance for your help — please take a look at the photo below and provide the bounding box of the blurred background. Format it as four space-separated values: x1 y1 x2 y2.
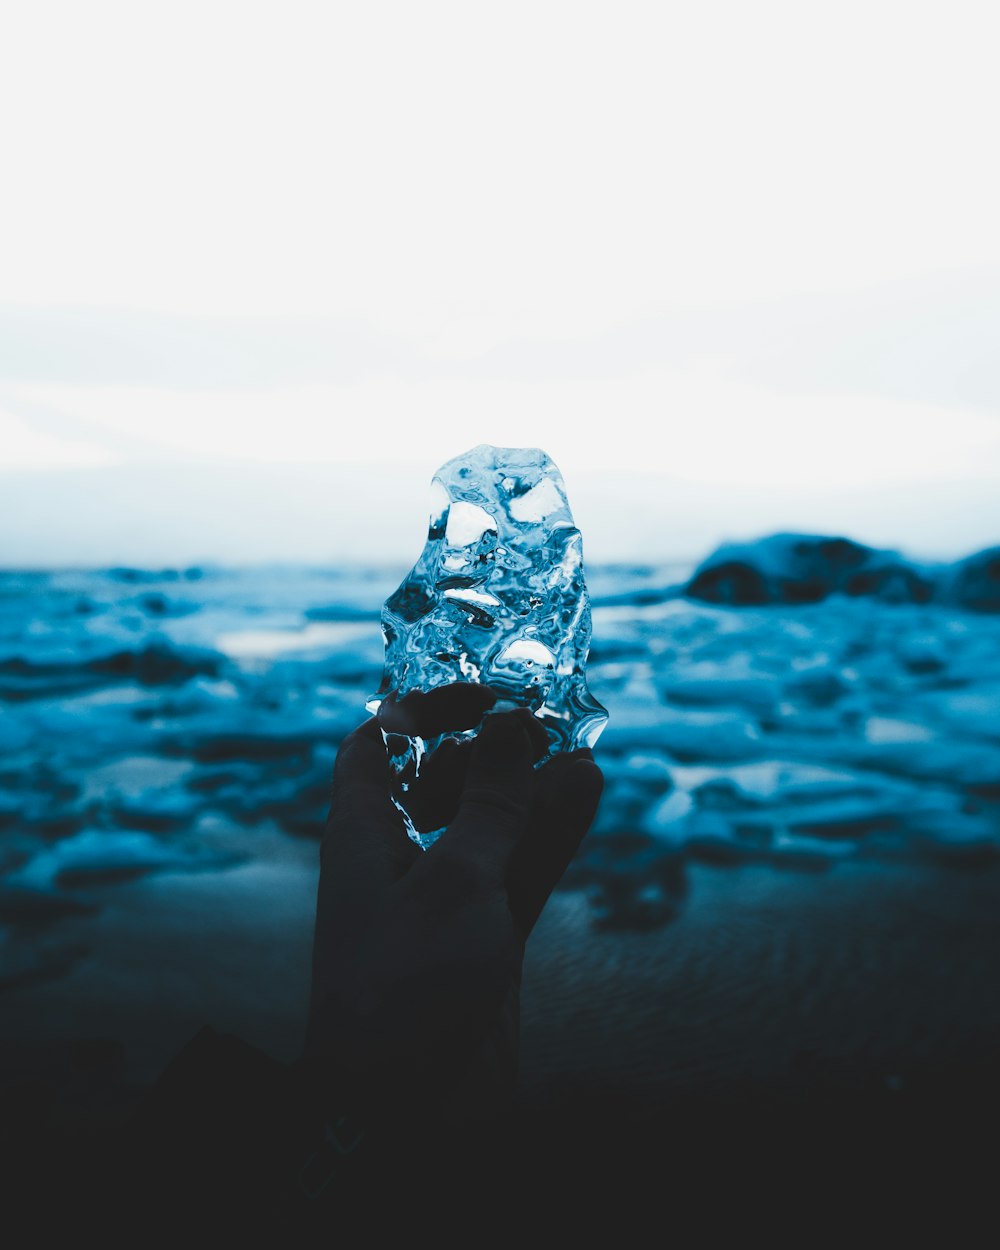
2 0 999 1156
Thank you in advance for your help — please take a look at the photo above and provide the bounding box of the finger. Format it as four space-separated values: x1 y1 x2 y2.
400 736 474 834
309 719 420 1054
506 750 603 938
377 683 497 737
322 719 417 889
401 708 549 840
430 710 537 878
512 707 551 763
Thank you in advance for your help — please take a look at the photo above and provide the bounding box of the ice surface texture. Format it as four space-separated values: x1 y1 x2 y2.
367 445 608 836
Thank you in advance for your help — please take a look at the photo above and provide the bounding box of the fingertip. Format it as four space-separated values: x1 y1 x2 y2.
538 752 603 821
335 718 388 774
570 755 604 804
377 683 498 737
325 719 409 871
536 744 599 780
569 752 603 786
435 710 537 860
558 747 602 781
505 752 603 938
475 708 535 763
354 717 387 746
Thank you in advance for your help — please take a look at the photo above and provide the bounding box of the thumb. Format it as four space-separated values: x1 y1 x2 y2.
431 710 538 878
507 749 603 938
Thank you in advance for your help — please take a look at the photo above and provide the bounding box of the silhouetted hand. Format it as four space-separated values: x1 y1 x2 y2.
302 684 603 1133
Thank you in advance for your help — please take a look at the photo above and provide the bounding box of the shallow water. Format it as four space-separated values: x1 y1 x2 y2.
2 562 999 993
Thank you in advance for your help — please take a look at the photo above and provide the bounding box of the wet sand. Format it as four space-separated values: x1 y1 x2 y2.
3 839 999 1122
3 847 999 1237
522 858 1000 1111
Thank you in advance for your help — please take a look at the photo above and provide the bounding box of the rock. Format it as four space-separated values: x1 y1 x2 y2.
685 534 934 607
88 641 222 685
107 567 181 584
943 546 1000 612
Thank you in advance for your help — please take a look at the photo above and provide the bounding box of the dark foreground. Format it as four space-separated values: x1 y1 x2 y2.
3 856 999 1236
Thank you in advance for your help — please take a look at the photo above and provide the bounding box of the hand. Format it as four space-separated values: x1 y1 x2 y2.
301 684 603 1131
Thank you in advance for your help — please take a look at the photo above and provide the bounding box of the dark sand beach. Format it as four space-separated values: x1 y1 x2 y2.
4 841 999 1129
3 844 999 1234
5 849 1000 1083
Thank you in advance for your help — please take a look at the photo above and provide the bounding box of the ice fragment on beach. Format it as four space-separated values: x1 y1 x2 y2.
367 444 608 842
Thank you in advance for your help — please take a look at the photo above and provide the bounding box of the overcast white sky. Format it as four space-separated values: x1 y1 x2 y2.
1 0 998 566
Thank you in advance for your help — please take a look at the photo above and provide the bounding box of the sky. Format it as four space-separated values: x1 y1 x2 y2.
1 0 998 566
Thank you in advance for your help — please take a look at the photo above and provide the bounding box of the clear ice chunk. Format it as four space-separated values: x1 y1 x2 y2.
367 444 608 847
